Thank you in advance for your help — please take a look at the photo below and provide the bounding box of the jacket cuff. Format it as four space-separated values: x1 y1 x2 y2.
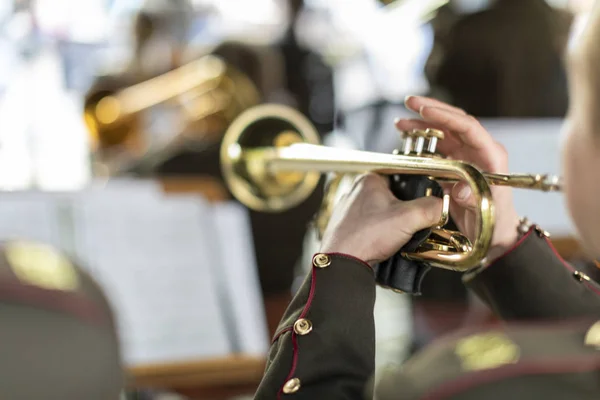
273 253 376 397
463 227 600 320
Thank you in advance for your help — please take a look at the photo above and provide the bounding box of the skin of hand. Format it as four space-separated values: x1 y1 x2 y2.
319 173 443 266
396 95 521 262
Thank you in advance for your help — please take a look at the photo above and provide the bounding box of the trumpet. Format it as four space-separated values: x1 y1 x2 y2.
84 54 260 174
220 104 561 271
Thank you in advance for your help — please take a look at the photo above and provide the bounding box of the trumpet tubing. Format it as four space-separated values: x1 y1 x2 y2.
220 104 561 271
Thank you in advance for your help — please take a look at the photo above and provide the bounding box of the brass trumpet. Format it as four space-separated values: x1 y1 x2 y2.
84 54 260 174
220 104 561 271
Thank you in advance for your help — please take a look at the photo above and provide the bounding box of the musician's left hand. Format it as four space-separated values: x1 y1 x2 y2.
396 96 521 262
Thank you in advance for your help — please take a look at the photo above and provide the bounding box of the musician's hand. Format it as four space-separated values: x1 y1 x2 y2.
319 173 443 266
396 96 520 262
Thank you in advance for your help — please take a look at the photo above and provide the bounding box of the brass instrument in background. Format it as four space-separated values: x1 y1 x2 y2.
84 54 260 174
220 104 562 271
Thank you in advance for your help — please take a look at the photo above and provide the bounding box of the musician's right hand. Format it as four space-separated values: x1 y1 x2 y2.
396 96 521 262
319 173 443 267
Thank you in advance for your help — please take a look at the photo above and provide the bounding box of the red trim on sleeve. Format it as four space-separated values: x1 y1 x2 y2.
469 227 600 296
275 253 373 398
272 326 293 344
420 354 600 400
543 236 600 296
277 266 318 399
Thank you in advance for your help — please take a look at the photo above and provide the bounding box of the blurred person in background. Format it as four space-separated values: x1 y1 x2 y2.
123 0 194 77
428 0 573 117
0 240 123 399
86 0 195 98
276 0 335 136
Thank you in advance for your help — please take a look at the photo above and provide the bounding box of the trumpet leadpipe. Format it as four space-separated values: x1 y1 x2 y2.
239 143 563 192
482 173 562 192
435 173 562 192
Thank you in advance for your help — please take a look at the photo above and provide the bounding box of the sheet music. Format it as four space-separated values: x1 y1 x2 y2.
70 190 232 365
84 178 163 195
0 191 66 248
0 179 272 365
211 202 269 355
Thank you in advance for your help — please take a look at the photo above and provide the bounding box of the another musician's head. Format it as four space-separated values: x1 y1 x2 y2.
561 0 600 256
0 241 123 399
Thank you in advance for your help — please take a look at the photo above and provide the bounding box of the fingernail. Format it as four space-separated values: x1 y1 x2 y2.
458 185 471 200
419 105 426 115
404 95 413 103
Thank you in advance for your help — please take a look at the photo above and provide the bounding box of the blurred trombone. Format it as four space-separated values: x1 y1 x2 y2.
83 54 261 175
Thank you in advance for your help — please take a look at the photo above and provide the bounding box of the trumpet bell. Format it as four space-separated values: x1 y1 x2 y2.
220 104 322 212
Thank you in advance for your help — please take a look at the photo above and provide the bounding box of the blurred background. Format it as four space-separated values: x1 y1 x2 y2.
0 0 597 399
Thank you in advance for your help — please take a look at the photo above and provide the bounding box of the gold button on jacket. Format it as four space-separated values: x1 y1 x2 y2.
312 253 331 268
294 318 313 335
283 378 301 394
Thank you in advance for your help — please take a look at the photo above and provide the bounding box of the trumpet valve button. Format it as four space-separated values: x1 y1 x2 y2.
425 128 445 140
401 136 413 155
414 136 425 154
426 137 438 153
425 129 444 154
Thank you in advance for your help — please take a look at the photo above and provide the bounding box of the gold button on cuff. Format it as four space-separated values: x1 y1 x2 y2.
294 318 313 335
534 226 551 238
283 378 301 394
574 271 591 282
313 253 331 268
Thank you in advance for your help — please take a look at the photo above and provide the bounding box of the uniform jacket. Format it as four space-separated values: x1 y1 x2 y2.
431 0 572 118
254 226 600 399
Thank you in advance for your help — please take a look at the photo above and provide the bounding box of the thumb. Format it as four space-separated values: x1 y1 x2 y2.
451 182 477 210
392 196 444 234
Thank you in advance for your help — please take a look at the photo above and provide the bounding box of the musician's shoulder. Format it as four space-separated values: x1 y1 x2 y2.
375 319 600 400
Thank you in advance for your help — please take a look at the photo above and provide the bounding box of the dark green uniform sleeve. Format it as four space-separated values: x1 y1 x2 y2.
254 253 376 400
463 226 600 320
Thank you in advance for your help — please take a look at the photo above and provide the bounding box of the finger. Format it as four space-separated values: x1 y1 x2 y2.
450 182 478 210
394 117 448 133
419 106 495 151
405 95 467 116
348 172 388 195
390 196 444 233
394 118 463 155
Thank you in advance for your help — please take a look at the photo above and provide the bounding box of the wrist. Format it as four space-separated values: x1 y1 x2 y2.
318 242 373 267
487 215 521 263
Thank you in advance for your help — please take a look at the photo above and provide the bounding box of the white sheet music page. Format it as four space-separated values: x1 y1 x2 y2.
84 178 163 195
0 191 66 248
211 202 269 356
71 187 231 366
